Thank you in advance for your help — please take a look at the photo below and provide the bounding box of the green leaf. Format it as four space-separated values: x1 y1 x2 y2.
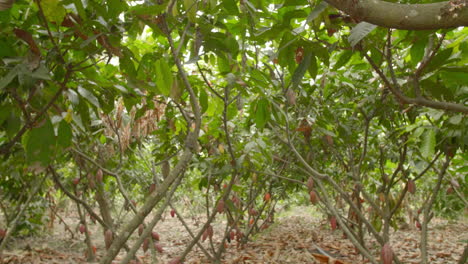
334 50 353 70
425 48 453 73
0 65 19 90
348 22 377 47
222 0 239 15
155 59 173 96
255 98 269 130
77 86 100 108
57 120 72 148
41 0 66 23
420 128 436 159
108 0 126 17
308 54 318 80
0 39 15 57
24 118 56 165
199 87 208 114
291 52 312 89
306 1 328 23
284 0 309 6
129 3 167 15
410 34 428 66
183 0 197 22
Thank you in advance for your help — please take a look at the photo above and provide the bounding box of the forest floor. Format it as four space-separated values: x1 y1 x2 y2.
1 206 466 264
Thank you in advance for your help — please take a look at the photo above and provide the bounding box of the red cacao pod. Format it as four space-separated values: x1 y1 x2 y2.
151 231 160 241
138 224 144 236
330 216 337 231
104 229 113 249
381 243 393 264
407 180 416 194
216 200 225 213
309 190 319 205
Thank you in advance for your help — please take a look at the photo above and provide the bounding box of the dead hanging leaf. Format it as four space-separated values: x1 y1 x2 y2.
14 28 40 55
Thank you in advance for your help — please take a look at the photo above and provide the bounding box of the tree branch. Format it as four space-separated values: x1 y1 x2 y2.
325 0 468 30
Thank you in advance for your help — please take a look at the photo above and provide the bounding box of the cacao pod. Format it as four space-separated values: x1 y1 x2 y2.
138 224 144 236
79 224 86 234
96 169 103 183
142 238 149 252
207 225 213 239
216 200 225 213
170 209 176 218
381 243 393 264
407 180 416 194
0 228 6 239
104 229 113 249
330 216 337 231
72 177 80 185
264 192 271 202
154 242 163 253
309 190 319 205
152 231 160 241
306 176 314 191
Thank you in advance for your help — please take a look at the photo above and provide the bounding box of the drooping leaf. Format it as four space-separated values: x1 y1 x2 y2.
348 22 377 47
306 1 328 23
155 59 173 96
420 128 436 159
40 0 66 23
291 52 312 89
255 98 270 130
24 118 57 165
57 120 72 148
77 86 100 108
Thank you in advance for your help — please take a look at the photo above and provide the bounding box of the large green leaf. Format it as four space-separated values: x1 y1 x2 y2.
155 59 173 96
291 52 312 89
348 22 377 47
57 120 72 148
23 118 57 165
255 98 270 130
420 128 436 159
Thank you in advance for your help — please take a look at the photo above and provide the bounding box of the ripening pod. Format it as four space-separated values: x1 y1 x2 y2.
415 220 422 230
162 161 170 179
148 183 156 194
72 177 80 185
248 208 258 216
286 89 296 105
309 190 319 205
306 176 314 191
0 228 6 238
154 242 163 253
96 169 103 183
151 231 160 241
381 243 393 264
170 209 176 218
446 187 454 194
216 200 225 213
249 218 255 226
407 180 416 194
264 192 271 202
79 224 86 234
142 238 149 252
330 216 337 231
104 229 113 249
138 224 144 236
207 225 214 239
